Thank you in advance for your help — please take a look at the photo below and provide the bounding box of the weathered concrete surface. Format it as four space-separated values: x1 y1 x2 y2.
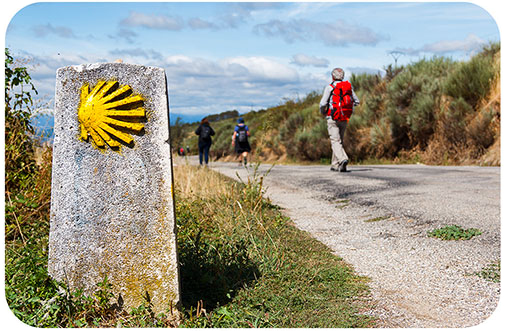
48 63 180 316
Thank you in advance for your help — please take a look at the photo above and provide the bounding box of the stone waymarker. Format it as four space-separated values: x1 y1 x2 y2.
48 62 180 317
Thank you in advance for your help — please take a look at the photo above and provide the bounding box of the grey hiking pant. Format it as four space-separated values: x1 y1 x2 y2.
327 117 348 168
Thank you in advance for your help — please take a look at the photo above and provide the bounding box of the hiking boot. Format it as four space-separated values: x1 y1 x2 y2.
338 160 348 172
330 167 339 172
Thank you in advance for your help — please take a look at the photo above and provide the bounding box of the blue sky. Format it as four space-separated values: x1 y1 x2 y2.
3 1 502 120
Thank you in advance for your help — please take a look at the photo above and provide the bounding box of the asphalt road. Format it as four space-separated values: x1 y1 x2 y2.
184 157 501 328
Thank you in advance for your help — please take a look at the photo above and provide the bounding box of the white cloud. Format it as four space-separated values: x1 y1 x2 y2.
284 2 335 19
117 4 281 32
291 54 329 68
20 50 325 117
109 28 138 43
188 18 218 30
392 34 487 56
218 2 286 28
109 48 162 60
156 55 322 115
422 34 486 54
120 11 184 30
223 57 299 83
32 23 77 39
254 19 386 46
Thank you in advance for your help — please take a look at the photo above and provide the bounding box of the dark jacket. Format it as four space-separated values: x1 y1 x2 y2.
195 123 215 146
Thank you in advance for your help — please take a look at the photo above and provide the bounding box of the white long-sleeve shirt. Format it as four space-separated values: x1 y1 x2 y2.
319 80 360 116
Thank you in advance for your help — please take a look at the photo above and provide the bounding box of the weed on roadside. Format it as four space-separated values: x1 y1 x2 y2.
364 215 391 222
335 199 350 209
474 262 500 283
427 225 482 240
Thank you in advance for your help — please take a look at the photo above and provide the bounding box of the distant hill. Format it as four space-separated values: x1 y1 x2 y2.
175 43 500 166
170 110 240 125
170 113 205 125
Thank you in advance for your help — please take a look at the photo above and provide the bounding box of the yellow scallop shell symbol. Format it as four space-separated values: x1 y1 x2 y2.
78 80 146 150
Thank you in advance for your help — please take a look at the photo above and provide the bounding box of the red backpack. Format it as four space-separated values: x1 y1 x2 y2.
328 81 353 122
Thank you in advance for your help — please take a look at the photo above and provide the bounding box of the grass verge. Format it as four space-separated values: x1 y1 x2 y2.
175 164 375 327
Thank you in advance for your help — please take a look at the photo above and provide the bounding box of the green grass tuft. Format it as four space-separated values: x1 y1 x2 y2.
427 225 482 240
474 262 500 283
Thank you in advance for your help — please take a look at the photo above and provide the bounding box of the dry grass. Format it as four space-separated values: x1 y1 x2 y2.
477 53 500 166
173 161 232 199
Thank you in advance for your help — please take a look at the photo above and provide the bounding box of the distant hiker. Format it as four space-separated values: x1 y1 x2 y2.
195 117 215 166
178 147 185 156
319 68 359 172
232 117 251 166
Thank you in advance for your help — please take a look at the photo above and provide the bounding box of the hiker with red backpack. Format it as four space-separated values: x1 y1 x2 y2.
319 68 359 172
232 117 251 166
195 117 215 166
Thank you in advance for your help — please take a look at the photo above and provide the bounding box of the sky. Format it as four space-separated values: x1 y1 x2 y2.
3 1 502 121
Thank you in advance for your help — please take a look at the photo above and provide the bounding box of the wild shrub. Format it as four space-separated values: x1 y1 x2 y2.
279 112 304 157
283 112 304 134
208 120 235 158
466 107 497 154
370 118 394 158
444 43 499 109
350 72 382 93
265 104 290 128
383 64 404 81
263 134 284 157
345 126 372 162
4 48 38 193
437 97 473 145
385 57 455 150
300 103 320 126
293 119 331 161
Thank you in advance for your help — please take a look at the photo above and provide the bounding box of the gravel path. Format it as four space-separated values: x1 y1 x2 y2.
184 158 501 328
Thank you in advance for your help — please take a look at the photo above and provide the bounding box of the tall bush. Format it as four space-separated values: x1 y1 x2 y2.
436 97 473 145
5 48 38 192
293 118 330 160
444 43 499 109
385 57 455 149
